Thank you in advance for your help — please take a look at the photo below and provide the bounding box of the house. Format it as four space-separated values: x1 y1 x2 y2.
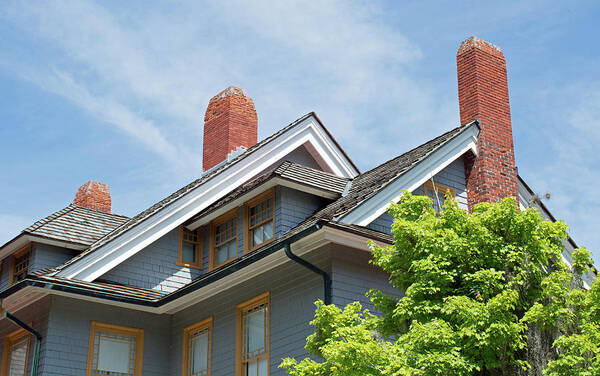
0 36 593 376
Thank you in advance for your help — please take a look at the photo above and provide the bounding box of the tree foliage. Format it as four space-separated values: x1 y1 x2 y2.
280 193 599 375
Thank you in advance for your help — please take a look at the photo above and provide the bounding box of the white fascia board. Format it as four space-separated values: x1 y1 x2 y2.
57 115 357 281
339 125 480 226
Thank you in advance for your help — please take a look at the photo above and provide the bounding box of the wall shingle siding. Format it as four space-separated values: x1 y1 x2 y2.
100 227 203 292
276 186 325 238
170 252 327 376
0 297 50 375
42 295 170 376
331 248 399 313
30 243 79 273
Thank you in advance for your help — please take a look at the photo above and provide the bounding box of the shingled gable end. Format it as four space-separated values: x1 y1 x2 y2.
0 37 593 376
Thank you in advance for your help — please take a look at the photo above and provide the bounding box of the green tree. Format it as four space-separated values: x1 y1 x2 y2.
280 193 599 376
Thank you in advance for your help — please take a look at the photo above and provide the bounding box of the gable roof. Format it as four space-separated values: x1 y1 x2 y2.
0 204 129 258
307 123 475 223
53 112 359 281
24 205 129 246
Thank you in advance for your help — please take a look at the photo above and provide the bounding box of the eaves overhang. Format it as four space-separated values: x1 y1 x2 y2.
0 220 387 314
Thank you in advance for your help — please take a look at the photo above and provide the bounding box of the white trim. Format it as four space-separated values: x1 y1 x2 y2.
339 124 480 226
57 115 358 281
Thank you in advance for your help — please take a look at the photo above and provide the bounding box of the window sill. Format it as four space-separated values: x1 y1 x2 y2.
175 261 203 270
243 237 276 255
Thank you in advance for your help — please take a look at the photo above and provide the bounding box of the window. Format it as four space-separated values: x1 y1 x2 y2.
182 317 213 376
423 181 456 213
1 328 30 376
236 292 269 376
244 189 275 252
178 226 202 269
87 322 144 376
10 245 31 285
210 209 238 270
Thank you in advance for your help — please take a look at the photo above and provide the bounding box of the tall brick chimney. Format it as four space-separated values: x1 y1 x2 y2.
457 36 518 210
203 86 258 171
73 180 111 213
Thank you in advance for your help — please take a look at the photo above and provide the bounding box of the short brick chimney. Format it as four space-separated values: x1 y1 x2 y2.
73 180 111 213
203 86 258 171
457 36 518 210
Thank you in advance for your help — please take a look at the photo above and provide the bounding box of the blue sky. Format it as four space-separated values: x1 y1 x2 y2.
1 1 599 264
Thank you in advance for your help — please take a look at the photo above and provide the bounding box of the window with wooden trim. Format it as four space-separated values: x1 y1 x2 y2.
10 245 31 285
1 328 30 376
236 292 269 376
244 189 275 252
178 226 203 268
182 317 213 376
423 181 456 213
87 321 144 376
210 209 238 269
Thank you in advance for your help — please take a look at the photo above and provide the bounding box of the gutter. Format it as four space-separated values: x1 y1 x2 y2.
0 222 324 309
284 234 332 304
3 311 42 376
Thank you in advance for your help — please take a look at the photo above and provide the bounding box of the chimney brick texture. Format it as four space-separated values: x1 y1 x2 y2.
203 86 258 171
457 36 518 210
73 180 111 213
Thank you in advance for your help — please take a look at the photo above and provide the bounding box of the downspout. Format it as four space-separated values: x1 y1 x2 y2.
284 226 332 305
3 311 42 376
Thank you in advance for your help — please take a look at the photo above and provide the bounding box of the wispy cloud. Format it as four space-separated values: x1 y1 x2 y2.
0 0 457 170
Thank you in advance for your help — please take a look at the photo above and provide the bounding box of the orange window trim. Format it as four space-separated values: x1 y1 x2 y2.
209 208 239 271
424 181 456 211
86 321 144 376
1 327 31 376
243 188 276 253
235 291 270 376
178 225 203 269
181 316 213 376
9 244 31 286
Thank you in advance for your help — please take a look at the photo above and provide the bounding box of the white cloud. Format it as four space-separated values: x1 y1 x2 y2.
0 0 457 171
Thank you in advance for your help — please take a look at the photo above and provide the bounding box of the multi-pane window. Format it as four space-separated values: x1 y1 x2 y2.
10 245 31 285
179 226 202 268
211 210 238 269
182 317 212 376
423 181 456 213
237 292 269 376
245 190 275 251
2 328 30 376
87 322 144 376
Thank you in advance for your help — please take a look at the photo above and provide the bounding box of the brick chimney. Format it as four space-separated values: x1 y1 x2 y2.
203 86 258 171
73 180 111 213
457 36 518 210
